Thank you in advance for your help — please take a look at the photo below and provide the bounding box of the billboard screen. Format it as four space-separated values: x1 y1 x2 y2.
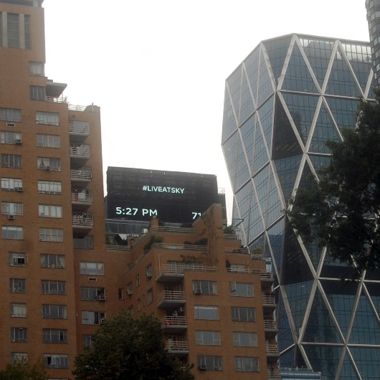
106 167 219 224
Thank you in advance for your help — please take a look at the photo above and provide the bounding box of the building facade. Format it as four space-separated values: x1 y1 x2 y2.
0 0 120 377
0 3 276 379
123 204 278 379
222 33 380 379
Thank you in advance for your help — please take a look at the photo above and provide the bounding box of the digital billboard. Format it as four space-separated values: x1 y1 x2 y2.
106 167 220 224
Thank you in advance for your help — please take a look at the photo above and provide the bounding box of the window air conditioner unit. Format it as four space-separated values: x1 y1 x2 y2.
7 214 15 220
127 288 133 295
14 138 22 145
198 365 206 371
88 277 97 281
193 288 202 295
230 281 237 292
97 294 106 301
15 186 23 192
99 318 105 324
6 122 15 127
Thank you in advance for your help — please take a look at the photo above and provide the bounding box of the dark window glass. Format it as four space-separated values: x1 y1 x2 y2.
7 13 19 48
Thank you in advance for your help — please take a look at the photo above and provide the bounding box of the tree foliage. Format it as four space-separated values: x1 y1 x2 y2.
288 92 380 273
74 311 194 380
0 360 48 380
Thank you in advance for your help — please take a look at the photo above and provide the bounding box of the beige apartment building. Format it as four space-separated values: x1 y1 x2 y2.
0 1 278 379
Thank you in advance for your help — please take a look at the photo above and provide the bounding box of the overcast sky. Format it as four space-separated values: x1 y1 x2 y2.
44 0 369 221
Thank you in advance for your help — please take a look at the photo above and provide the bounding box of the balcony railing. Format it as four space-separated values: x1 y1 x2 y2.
157 263 217 282
69 121 90 135
264 320 278 331
158 290 186 308
155 243 207 252
71 168 92 181
266 343 279 356
72 192 92 204
72 214 93 227
165 339 189 354
70 145 90 159
162 316 187 329
262 295 276 306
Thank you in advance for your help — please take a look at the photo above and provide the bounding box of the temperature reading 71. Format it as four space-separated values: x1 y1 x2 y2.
192 212 201 220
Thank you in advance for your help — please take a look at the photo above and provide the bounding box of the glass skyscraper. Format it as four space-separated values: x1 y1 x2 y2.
222 33 380 379
366 0 380 83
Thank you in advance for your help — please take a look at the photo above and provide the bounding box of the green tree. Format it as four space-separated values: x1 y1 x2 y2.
288 92 380 273
0 360 48 380
74 311 194 380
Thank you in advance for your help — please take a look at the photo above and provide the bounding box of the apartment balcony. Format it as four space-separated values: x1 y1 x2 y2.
71 168 92 182
72 214 93 230
264 319 278 334
161 316 187 332
72 192 92 206
260 272 274 283
156 263 217 283
268 369 281 380
158 290 186 309
266 343 279 358
165 339 189 355
69 121 90 140
262 295 276 308
70 145 90 160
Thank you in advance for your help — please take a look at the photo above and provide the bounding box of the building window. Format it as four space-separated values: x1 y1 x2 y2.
41 280 66 295
0 108 21 122
1 178 23 191
43 329 67 344
127 282 133 296
42 304 67 319
192 280 217 295
197 355 223 371
11 327 27 343
230 282 254 297
43 354 68 369
24 14 30 49
7 13 19 48
196 331 221 346
233 332 258 347
39 228 63 242
80 262 104 276
11 352 28 363
11 303 27 318
10 278 26 293
29 62 44 76
1 154 21 168
37 157 61 171
36 111 59 126
30 86 46 101
37 180 62 194
38 205 62 218
194 306 219 320
40 254 65 269
80 287 105 301
1 202 23 216
235 357 259 372
9 252 27 267
146 264 153 279
81 311 105 325
36 134 60 148
231 307 256 322
83 335 93 349
2 226 23 240
0 131 22 144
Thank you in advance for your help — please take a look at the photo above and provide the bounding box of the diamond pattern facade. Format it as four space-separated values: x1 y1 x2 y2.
222 34 380 379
